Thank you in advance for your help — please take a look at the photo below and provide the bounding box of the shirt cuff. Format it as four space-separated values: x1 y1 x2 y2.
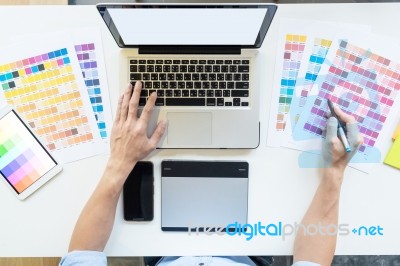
59 250 107 266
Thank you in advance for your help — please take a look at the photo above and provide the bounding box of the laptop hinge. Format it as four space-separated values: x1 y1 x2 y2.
138 46 241 55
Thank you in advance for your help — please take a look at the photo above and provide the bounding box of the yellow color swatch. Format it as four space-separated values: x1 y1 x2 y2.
384 137 400 169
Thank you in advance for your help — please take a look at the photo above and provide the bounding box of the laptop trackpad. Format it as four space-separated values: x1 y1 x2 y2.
167 112 212 146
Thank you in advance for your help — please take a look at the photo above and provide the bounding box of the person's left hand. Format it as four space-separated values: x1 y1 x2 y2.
109 81 167 174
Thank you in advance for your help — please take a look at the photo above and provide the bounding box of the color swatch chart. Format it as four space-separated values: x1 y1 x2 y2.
0 48 95 152
75 43 108 139
275 34 307 131
0 111 56 193
294 40 400 156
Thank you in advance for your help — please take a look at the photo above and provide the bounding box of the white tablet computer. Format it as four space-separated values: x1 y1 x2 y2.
0 105 62 200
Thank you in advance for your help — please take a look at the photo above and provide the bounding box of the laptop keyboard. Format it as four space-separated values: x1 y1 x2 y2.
129 58 250 107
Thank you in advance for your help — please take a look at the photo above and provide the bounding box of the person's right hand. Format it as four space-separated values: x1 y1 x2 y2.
109 82 167 175
323 104 363 172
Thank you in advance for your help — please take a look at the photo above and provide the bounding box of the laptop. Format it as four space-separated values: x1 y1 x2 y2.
97 4 277 148
161 160 248 232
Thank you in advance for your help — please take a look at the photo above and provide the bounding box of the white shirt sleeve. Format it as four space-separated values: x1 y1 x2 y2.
292 261 321 266
59 250 107 266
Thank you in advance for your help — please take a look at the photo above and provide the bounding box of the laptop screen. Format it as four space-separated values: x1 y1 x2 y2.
97 4 277 48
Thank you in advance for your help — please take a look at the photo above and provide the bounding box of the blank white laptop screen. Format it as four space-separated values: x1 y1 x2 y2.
107 8 267 45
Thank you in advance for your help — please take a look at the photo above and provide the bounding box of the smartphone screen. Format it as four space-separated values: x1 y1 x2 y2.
123 161 154 221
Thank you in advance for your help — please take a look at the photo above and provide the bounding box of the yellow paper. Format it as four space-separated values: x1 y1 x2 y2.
384 137 400 169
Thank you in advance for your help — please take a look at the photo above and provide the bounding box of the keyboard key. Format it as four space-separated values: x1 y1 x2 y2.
198 90 206 97
207 90 214 97
227 82 234 89
172 65 179 72
155 98 164 106
182 90 190 97
233 98 241 103
205 65 212 72
211 82 218 89
215 90 222 97
157 90 164 97
188 65 196 72
130 65 138 72
184 74 191 80
140 90 148 97
139 65 146 72
161 82 169 88
217 98 224 106
130 60 138 64
194 82 202 89
207 60 215 64
165 60 172 64
174 90 181 97
186 82 193 89
173 60 181 64
209 74 216 81
238 65 249 72
216 60 224 64
199 60 207 64
166 98 205 106
180 65 187 72
190 60 198 64
236 82 249 89
190 90 197 97
223 90 230 97
196 65 204 72
217 74 225 81
159 74 167 80
156 60 163 64
151 74 158 80
176 74 183 81
233 60 241 64
153 82 160 89
169 82 177 89
178 82 185 88
182 60 189 64
221 65 229 72
234 74 241 81
213 66 220 72
167 74 175 80
242 74 249 81
139 97 146 106
143 74 150 80
224 60 232 64
225 74 233 81
163 65 171 72
166 90 173 97
202 82 210 89
242 60 250 64
149 89 156 95
219 82 226 89
230 65 237 72
139 60 146 64
232 90 249 97
147 60 155 64
207 98 216 106
225 102 232 106
192 74 200 80
201 74 208 81
130 73 142 81
155 65 163 72
241 102 249 106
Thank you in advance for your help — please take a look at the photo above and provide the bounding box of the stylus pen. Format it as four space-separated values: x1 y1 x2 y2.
327 99 351 153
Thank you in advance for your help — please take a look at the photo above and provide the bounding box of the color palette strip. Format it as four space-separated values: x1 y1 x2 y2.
75 43 108 139
275 34 307 131
0 48 95 151
293 38 332 125
301 40 400 153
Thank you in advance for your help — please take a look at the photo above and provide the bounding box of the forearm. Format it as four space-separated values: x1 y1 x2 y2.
68 161 133 252
293 167 344 266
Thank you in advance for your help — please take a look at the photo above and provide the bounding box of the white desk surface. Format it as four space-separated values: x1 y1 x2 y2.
1 3 400 257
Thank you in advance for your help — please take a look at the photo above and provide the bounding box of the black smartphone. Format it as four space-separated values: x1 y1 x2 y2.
123 161 154 221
